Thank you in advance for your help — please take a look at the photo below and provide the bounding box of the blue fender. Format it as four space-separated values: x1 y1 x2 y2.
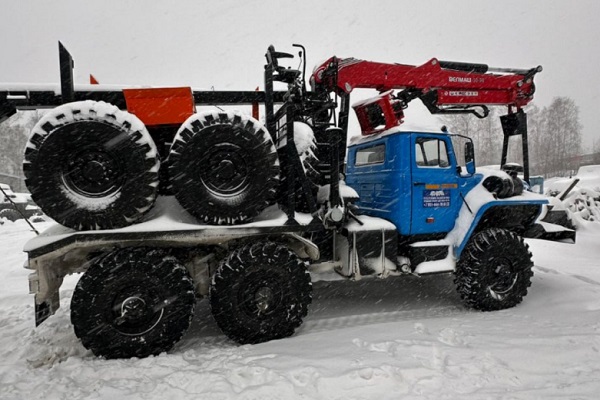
454 198 547 258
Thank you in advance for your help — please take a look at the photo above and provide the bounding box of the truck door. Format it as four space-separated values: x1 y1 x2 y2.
410 135 459 235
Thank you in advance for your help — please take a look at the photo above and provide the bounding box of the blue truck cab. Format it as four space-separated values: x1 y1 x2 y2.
347 130 472 237
346 127 548 261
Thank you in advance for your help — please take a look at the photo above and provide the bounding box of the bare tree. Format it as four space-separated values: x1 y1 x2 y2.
531 97 582 177
440 108 504 167
591 138 600 165
442 97 583 178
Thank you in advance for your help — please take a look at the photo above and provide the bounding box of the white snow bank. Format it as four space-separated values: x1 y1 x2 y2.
545 165 600 228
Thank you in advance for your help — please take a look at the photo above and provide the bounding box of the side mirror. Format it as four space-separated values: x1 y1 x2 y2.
464 141 476 175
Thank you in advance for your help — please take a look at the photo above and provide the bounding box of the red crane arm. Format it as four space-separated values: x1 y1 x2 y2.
311 57 542 109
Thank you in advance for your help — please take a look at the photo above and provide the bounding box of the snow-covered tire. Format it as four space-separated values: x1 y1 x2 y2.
23 101 159 230
71 248 196 359
511 176 524 196
455 228 533 311
0 208 22 222
482 175 514 198
169 111 279 225
278 121 320 213
210 242 312 344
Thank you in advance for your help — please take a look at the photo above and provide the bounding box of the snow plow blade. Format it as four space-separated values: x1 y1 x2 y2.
523 221 576 243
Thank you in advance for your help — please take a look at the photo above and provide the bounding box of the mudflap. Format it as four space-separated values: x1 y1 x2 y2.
337 228 398 278
34 300 53 327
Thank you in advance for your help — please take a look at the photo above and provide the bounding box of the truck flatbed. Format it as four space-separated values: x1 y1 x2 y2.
24 196 319 259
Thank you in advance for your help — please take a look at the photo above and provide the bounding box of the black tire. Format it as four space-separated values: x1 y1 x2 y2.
210 242 312 344
0 208 22 222
455 228 533 311
23 101 159 230
279 157 320 214
482 175 514 198
169 111 279 225
511 176 524 196
71 248 196 359
282 121 320 213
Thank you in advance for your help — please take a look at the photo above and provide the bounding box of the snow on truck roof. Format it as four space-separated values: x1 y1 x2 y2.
349 122 452 146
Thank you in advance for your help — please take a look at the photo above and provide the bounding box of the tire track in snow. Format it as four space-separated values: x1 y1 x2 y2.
535 265 600 287
299 305 469 335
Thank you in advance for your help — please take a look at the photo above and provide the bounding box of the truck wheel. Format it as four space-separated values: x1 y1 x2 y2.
168 111 279 225
71 248 196 359
23 101 159 230
0 209 22 222
210 242 312 344
455 228 533 311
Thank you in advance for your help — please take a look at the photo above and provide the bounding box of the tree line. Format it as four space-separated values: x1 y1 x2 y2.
441 97 584 178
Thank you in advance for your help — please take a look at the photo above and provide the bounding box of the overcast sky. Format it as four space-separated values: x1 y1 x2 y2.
2 0 598 147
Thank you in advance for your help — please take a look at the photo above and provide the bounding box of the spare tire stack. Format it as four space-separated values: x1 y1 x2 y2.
24 103 282 230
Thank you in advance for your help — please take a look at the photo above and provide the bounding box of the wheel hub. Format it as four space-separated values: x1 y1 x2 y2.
254 287 275 314
82 160 108 181
216 160 236 180
488 258 519 300
112 289 164 336
240 273 282 318
119 296 149 320
66 150 123 196
201 144 249 196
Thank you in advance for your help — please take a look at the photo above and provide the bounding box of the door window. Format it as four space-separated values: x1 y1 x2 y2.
415 138 450 168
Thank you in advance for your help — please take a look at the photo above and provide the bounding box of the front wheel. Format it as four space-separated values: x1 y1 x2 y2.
71 248 196 359
455 228 533 311
210 242 312 344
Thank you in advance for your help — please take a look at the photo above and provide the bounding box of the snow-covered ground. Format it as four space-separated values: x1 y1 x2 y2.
1 219 599 399
6 158 591 399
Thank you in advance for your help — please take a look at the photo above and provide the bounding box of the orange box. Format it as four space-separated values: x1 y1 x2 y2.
123 87 195 126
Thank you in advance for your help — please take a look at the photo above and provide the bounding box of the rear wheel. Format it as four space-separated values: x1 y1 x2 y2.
455 228 533 311
169 111 279 225
71 248 196 359
23 101 159 230
210 242 312 344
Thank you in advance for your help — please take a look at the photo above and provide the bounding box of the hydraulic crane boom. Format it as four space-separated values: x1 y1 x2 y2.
310 56 542 183
311 56 542 115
